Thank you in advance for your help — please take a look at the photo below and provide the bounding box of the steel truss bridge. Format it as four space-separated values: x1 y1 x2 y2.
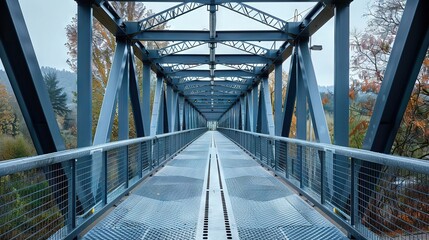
0 0 429 239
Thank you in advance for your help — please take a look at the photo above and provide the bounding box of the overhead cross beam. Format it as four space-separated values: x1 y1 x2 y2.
169 70 255 78
153 54 271 64
132 30 293 42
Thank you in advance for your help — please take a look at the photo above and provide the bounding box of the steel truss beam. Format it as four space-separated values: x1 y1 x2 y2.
175 77 251 84
161 63 202 72
169 70 255 78
157 41 206 56
133 30 292 42
220 2 289 31
220 41 271 56
138 2 204 31
153 54 271 64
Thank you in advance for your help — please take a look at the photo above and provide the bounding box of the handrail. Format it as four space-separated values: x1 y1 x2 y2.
218 127 429 175
0 128 206 176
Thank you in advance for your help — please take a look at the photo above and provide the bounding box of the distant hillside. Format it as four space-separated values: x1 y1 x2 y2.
0 67 76 106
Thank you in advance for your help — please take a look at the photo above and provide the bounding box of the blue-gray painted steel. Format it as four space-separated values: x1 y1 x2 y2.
77 1 93 148
93 41 128 144
297 40 331 144
281 52 297 137
119 53 129 140
151 76 165 136
153 54 270 64
333 2 351 214
142 63 151 136
296 58 306 140
129 47 145 137
274 63 283 135
133 30 292 42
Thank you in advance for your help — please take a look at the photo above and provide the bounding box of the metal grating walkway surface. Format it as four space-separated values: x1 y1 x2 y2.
83 131 347 240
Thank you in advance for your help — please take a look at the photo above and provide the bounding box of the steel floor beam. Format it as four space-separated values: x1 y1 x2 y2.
83 131 346 239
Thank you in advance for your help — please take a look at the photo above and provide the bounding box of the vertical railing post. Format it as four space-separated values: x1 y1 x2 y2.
319 150 326 204
350 157 358 227
67 159 76 231
138 143 143 179
102 151 108 205
124 146 129 189
298 145 303 189
285 142 289 179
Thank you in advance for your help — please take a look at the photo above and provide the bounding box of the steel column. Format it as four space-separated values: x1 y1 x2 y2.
297 40 331 143
252 86 258 132
274 62 283 135
281 52 297 137
142 62 151 136
150 75 165 136
119 54 129 140
333 2 351 213
179 96 185 130
77 1 93 147
129 47 145 137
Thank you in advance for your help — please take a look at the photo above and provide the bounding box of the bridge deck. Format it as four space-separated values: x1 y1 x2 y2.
83 131 347 240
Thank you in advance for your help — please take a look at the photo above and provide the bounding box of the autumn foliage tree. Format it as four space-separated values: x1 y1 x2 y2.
350 0 429 158
66 2 167 139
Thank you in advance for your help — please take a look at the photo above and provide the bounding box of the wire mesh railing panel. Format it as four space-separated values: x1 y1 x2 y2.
106 148 127 198
141 141 151 173
327 154 351 218
218 128 429 240
356 162 429 239
75 153 103 226
260 137 268 165
128 143 140 185
302 147 322 199
0 165 69 240
276 141 288 175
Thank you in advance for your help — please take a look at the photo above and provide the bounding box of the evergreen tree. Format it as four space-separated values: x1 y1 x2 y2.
44 72 70 117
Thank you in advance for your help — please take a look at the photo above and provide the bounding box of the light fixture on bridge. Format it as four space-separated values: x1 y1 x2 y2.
310 45 323 51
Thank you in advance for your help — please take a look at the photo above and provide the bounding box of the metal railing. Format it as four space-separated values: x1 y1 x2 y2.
0 128 206 240
219 128 429 240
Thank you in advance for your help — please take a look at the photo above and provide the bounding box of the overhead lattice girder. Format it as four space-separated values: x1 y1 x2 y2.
169 70 256 78
137 2 205 31
219 41 271 56
177 80 248 88
132 30 294 42
161 64 202 72
157 41 206 56
221 63 259 73
153 54 271 64
220 2 290 31
176 76 252 83
179 84 247 92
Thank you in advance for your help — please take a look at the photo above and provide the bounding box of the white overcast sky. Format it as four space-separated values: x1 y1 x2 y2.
0 0 371 86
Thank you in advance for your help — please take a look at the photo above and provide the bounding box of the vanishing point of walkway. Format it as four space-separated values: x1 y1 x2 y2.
83 131 347 240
